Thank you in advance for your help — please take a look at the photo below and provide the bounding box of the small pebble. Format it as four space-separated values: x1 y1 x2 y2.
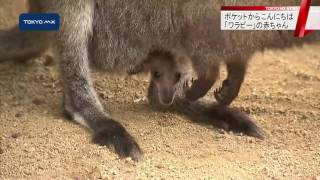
155 164 164 169
43 55 55 66
125 157 133 163
15 113 23 118
11 133 21 139
32 98 45 105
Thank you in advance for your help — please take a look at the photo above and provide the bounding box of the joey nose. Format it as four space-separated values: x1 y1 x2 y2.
159 89 175 106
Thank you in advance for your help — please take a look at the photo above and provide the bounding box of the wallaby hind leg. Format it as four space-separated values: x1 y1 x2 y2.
214 58 247 106
56 1 141 161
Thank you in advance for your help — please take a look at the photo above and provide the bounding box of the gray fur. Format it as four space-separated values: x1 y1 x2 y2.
0 0 319 160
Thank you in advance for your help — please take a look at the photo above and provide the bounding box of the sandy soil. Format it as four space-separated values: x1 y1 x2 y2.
1 1 320 180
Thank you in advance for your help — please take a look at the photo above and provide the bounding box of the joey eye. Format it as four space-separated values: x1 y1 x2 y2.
153 71 161 79
175 72 181 81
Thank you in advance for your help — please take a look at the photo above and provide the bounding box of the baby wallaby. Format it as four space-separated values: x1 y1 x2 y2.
129 50 193 106
130 49 240 107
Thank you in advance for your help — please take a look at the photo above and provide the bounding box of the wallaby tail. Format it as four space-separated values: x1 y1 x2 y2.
0 26 50 62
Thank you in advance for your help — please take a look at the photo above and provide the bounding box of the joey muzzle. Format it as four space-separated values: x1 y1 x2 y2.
157 86 176 106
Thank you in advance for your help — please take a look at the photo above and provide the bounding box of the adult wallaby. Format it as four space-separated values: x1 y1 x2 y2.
0 0 319 161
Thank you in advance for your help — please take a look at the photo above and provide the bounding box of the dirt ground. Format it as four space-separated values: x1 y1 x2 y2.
1 2 320 180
